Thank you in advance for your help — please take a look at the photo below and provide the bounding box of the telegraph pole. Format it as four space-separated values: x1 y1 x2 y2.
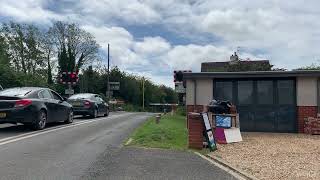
107 43 110 100
142 77 145 111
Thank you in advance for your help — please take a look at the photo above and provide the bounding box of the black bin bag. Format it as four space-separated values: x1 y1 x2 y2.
208 99 231 114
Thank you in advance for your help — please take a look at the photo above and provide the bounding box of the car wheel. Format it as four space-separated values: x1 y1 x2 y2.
65 110 74 124
104 108 109 117
91 108 98 118
32 110 47 130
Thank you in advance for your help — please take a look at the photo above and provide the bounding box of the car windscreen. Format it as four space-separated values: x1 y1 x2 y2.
0 88 32 97
69 94 93 99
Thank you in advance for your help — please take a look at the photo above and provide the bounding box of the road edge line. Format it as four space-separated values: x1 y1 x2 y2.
0 118 106 146
194 152 257 180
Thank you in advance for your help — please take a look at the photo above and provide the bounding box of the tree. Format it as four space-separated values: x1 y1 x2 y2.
40 30 55 84
49 21 99 72
1 22 45 75
0 35 10 65
0 35 22 88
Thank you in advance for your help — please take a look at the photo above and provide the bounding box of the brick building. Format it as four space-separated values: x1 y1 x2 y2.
185 70 320 134
184 70 320 149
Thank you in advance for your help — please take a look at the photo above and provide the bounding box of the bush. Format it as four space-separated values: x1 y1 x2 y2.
176 106 186 116
123 104 141 112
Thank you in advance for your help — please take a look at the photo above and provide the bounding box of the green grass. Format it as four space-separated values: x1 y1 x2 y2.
127 113 188 150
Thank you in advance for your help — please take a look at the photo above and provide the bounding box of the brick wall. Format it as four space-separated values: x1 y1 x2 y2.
187 113 204 149
297 106 317 133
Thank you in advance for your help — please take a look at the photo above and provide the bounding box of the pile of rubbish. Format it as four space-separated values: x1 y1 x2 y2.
201 99 242 151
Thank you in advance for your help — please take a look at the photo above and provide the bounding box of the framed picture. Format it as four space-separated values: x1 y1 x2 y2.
215 115 232 128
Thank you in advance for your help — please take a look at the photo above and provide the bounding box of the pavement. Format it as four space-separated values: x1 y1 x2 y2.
0 112 236 180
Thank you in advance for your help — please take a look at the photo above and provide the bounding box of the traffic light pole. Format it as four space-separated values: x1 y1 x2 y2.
67 84 72 97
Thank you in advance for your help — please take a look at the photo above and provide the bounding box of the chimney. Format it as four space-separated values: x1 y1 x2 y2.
230 52 239 62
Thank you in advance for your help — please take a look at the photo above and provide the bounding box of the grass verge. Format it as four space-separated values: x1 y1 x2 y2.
127 113 187 150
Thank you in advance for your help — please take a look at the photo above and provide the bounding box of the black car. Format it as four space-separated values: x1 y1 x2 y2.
0 87 73 130
67 93 109 118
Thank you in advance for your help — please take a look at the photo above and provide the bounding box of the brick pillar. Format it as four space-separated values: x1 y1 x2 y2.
297 106 317 133
187 113 204 149
186 105 204 113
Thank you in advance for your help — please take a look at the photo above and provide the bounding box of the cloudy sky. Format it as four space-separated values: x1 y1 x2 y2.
1 0 319 87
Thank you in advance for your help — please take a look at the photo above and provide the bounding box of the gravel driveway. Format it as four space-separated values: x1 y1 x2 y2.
208 132 320 180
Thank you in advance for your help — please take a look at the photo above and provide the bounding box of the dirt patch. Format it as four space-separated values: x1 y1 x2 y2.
209 132 320 180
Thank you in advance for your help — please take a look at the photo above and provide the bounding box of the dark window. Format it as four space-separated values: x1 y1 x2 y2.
257 80 274 104
38 92 44 99
215 81 233 102
278 80 294 105
51 91 62 101
39 90 52 99
237 81 253 105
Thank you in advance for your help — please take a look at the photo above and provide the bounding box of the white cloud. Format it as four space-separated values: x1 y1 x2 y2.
81 24 255 87
2 0 320 85
0 0 62 24
77 0 161 24
134 37 171 56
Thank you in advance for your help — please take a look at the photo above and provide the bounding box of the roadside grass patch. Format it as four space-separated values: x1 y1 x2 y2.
127 113 187 150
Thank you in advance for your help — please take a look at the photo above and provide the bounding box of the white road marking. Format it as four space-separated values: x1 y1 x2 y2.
0 113 132 146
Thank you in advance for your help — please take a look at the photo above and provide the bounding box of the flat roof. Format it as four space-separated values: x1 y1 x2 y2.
184 70 320 79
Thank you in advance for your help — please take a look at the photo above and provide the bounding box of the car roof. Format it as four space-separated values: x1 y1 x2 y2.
4 87 48 92
0 87 50 97
74 93 97 96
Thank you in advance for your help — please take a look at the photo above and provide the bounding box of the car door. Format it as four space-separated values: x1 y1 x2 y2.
95 96 104 115
99 97 108 114
39 89 57 122
50 90 67 121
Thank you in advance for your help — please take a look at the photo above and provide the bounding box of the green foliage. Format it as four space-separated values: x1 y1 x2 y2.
47 61 53 84
176 106 186 116
122 104 142 112
78 66 177 109
128 114 187 150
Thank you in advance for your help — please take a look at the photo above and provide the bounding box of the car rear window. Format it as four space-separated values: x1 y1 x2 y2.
0 88 32 97
69 94 93 99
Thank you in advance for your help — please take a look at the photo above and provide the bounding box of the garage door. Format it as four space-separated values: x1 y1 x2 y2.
214 79 297 133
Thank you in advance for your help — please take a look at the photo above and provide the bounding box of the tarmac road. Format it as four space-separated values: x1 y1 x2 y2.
0 112 236 180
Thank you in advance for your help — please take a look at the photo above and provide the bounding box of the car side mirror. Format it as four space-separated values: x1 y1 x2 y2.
63 97 68 101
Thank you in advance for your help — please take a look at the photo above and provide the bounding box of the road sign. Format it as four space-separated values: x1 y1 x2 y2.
175 82 186 93
109 82 120 91
65 88 74 95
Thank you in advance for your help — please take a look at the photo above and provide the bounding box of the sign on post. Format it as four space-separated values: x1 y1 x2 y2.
65 88 74 95
109 82 120 91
